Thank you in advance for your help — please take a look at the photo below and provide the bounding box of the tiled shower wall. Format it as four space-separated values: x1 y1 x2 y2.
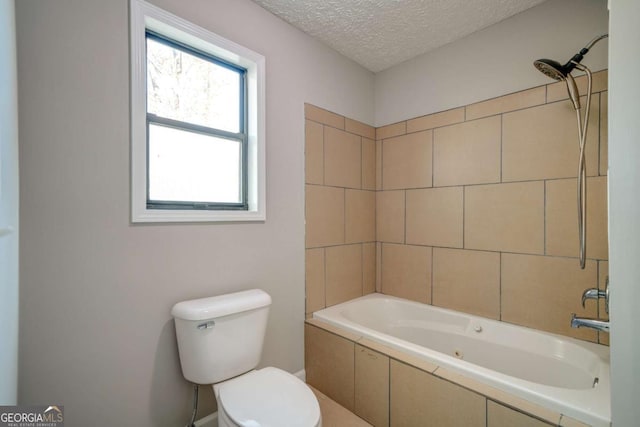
304 104 377 314
305 70 609 344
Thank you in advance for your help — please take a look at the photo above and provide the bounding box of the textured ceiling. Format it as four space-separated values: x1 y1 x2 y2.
251 0 547 72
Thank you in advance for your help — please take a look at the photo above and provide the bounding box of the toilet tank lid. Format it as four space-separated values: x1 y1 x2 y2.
171 289 271 321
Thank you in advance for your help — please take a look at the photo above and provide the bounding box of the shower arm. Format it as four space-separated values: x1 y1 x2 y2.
584 34 609 51
563 34 608 74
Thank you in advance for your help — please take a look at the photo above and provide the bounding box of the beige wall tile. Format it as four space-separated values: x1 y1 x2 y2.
325 126 362 188
376 121 406 140
362 137 376 190
375 140 383 190
346 118 376 140
406 187 463 247
487 401 554 427
406 107 465 133
433 367 561 425
381 244 431 304
501 253 598 341
502 95 600 182
305 103 345 129
600 91 608 176
466 86 546 121
358 338 438 373
433 248 500 320
383 130 432 190
545 177 609 260
310 387 373 427
306 248 325 314
390 360 485 427
306 318 362 343
382 132 433 191
326 244 363 307
305 324 355 411
359 338 438 374
433 115 501 187
346 190 376 244
355 344 389 427
363 243 376 295
306 185 344 248
598 260 609 345
306 120 324 184
546 69 608 103
376 190 405 243
465 182 544 254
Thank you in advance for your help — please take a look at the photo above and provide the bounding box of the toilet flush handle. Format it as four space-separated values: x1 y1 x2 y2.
197 320 215 330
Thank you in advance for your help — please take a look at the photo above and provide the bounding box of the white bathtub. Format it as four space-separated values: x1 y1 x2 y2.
313 293 610 426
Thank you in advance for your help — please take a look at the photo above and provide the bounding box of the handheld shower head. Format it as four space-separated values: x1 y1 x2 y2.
533 59 567 81
533 59 580 109
532 34 607 270
533 34 608 81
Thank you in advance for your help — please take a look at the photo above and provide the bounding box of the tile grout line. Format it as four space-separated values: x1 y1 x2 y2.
431 129 435 188
343 188 347 245
545 83 548 104
598 92 602 176
499 114 503 183
321 124 326 186
543 180 547 255
462 186 466 249
359 135 363 191
307 175 598 192
403 190 407 244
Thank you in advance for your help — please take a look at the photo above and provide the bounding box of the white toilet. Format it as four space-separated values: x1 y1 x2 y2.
171 289 322 427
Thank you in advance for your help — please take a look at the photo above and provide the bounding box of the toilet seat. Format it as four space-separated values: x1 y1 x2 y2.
215 367 321 427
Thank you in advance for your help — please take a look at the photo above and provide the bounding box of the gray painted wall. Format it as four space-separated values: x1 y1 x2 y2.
16 0 373 425
18 0 631 425
375 0 609 126
0 0 19 405
608 0 640 424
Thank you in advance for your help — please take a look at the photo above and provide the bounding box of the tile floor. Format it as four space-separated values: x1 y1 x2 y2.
309 386 372 427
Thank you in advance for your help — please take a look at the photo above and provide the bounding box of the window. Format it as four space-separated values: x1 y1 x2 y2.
130 0 265 222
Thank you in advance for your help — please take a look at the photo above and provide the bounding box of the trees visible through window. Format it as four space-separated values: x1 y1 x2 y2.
145 33 247 209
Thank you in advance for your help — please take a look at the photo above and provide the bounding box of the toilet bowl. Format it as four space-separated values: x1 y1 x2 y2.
214 367 321 427
171 289 321 427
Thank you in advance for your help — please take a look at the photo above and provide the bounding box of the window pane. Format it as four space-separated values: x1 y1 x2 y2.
148 124 241 204
146 36 241 133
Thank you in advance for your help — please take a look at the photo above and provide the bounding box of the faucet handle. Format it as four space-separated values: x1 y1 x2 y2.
581 288 606 308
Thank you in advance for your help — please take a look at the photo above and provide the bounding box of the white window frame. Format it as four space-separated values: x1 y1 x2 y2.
130 0 266 222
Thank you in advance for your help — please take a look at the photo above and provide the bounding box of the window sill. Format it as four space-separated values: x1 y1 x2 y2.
131 208 265 223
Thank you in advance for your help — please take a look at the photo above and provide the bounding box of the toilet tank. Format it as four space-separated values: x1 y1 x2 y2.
171 289 272 384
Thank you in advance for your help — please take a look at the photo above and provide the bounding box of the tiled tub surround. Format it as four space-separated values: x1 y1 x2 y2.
309 294 609 427
305 104 377 314
305 319 598 427
305 69 610 345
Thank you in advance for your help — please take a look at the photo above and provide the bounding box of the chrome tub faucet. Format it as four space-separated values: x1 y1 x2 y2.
571 277 610 333
571 314 610 333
